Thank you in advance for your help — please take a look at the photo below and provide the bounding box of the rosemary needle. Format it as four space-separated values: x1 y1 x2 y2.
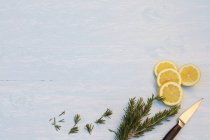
59 111 65 117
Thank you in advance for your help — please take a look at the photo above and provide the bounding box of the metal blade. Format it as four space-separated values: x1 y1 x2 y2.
179 98 203 125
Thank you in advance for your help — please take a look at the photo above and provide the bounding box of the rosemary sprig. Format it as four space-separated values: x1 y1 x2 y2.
95 108 113 124
112 95 180 140
85 123 94 135
69 114 81 134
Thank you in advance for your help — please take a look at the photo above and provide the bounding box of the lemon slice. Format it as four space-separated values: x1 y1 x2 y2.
154 60 177 76
157 68 181 87
179 64 201 86
159 82 183 106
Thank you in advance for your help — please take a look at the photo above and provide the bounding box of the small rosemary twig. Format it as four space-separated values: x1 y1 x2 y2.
85 123 94 135
95 108 112 124
69 114 81 134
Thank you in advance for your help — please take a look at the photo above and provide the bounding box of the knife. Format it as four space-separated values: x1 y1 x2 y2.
163 98 203 140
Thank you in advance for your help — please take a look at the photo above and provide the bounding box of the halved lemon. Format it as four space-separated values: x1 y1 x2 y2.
179 64 201 86
154 60 177 76
157 68 181 87
159 82 183 106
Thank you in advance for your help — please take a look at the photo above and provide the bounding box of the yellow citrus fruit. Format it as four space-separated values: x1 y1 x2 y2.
154 60 177 76
157 68 181 87
179 64 201 86
159 82 183 106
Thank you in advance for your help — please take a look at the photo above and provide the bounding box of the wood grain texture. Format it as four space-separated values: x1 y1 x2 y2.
0 0 210 140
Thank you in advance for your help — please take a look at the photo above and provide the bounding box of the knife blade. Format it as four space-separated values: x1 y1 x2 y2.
163 98 203 140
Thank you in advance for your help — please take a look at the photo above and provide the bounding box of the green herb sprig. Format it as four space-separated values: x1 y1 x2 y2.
95 108 112 124
111 95 180 140
85 123 94 135
69 114 81 134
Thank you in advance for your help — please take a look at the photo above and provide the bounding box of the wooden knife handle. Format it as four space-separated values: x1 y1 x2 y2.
163 123 182 140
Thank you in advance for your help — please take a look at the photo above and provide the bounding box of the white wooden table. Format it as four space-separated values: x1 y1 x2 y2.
0 0 210 140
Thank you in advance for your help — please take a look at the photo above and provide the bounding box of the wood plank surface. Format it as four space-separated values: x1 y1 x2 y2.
0 0 210 139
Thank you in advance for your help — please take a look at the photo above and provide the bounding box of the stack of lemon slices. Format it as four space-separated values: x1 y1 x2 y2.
154 60 201 106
